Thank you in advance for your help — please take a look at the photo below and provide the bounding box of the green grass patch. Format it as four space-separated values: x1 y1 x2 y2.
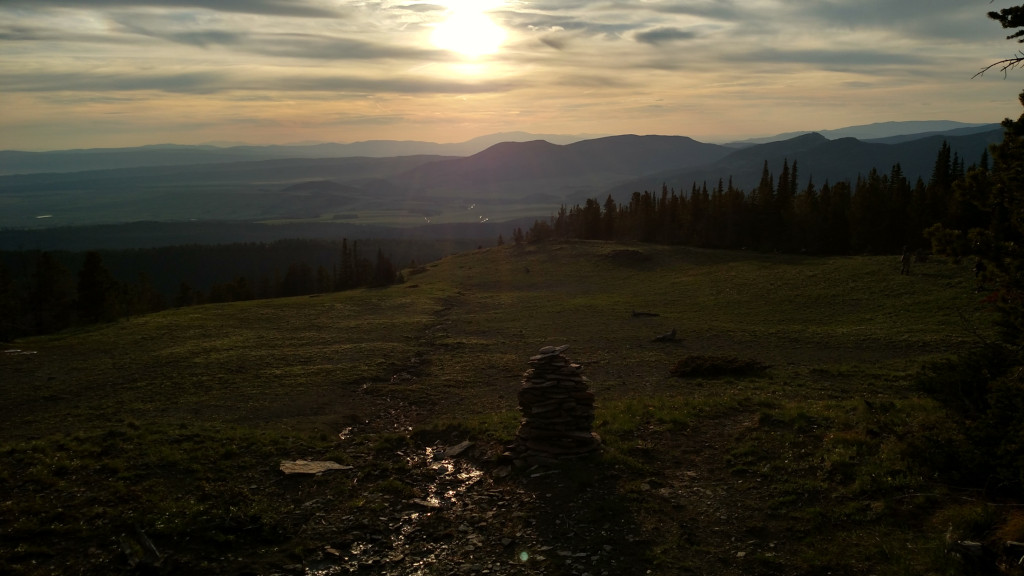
0 240 1006 575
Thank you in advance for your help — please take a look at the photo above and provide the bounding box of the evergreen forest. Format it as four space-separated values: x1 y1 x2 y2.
521 141 983 256
0 238 425 341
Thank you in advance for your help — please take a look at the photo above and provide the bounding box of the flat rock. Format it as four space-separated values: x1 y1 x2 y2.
537 345 570 355
279 460 354 475
444 440 474 458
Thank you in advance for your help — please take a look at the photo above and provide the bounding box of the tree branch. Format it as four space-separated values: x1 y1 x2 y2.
974 51 1024 78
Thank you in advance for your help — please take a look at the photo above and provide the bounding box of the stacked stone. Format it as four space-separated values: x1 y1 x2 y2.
511 345 601 464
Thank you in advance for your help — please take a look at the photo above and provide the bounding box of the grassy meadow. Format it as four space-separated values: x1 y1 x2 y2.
0 240 1010 575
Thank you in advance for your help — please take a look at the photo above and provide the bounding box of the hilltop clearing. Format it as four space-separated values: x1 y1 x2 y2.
0 241 1012 575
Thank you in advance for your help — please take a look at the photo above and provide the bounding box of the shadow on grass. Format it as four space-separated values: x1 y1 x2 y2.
512 455 658 576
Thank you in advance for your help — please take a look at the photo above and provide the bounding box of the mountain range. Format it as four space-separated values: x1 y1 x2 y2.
0 132 596 176
0 121 993 176
0 120 1005 249
730 120 997 146
606 129 1002 201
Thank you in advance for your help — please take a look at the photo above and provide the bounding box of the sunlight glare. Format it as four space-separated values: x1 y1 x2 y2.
431 3 507 59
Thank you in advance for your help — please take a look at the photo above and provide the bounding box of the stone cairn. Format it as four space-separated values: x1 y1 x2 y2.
508 345 602 465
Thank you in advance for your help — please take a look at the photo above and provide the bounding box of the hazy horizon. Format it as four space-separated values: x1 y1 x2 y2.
0 120 1001 155
0 1 1019 151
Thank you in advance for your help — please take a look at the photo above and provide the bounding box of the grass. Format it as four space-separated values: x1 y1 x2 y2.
0 240 1007 575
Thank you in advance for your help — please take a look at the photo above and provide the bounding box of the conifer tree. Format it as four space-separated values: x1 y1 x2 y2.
337 239 353 290
981 5 1024 74
76 251 117 323
0 258 21 340
918 5 1024 493
602 195 617 240
752 160 775 210
372 249 397 287
30 251 74 333
176 281 195 307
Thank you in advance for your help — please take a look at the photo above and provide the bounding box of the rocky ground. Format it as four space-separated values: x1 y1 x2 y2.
244 402 784 576
266 417 652 576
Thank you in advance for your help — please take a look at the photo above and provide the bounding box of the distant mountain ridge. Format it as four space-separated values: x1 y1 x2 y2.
0 121 1007 237
0 121 996 176
862 124 1002 144
396 135 731 197
607 128 1003 201
727 120 997 146
0 132 597 176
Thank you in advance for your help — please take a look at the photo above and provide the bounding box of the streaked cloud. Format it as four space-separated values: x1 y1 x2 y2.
0 69 518 95
0 0 347 18
635 27 699 45
0 0 1017 149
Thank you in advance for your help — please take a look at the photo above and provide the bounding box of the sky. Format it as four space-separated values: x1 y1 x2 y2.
1 0 1023 151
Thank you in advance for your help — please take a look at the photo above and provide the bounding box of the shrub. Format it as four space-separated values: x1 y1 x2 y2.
917 346 1024 494
669 355 769 379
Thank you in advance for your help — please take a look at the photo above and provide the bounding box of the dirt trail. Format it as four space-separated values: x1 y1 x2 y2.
279 408 794 576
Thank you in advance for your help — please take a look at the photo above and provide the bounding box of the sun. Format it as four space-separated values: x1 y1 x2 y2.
430 4 507 59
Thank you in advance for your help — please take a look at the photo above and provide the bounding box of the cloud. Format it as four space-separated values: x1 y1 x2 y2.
247 33 439 60
733 48 929 68
0 71 229 94
0 0 346 18
396 3 445 14
771 0 994 42
0 69 521 96
0 0 1013 149
0 24 125 43
277 75 520 95
139 28 246 49
552 73 635 89
635 27 698 45
112 16 438 60
616 0 742 21
513 12 637 38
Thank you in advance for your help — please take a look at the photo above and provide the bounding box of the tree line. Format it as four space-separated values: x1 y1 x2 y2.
516 141 983 256
0 238 402 341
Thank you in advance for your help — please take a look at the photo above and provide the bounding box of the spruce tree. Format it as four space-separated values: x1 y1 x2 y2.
917 5 1024 493
922 93 1024 492
602 195 617 240
76 251 117 323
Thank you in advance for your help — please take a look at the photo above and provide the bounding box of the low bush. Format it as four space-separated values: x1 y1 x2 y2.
669 355 769 379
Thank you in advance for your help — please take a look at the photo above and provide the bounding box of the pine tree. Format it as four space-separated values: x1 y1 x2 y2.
0 258 21 340
752 160 775 211
176 281 195 307
337 239 353 290
981 5 1024 74
76 251 118 323
316 265 333 293
603 195 617 240
30 252 74 333
371 249 397 287
919 4 1024 490
921 92 1024 492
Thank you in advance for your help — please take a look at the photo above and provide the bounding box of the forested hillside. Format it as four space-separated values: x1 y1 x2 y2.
0 237 480 341
525 141 984 255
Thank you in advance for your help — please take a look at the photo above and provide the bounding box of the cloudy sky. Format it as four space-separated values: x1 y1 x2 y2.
1 0 1022 150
